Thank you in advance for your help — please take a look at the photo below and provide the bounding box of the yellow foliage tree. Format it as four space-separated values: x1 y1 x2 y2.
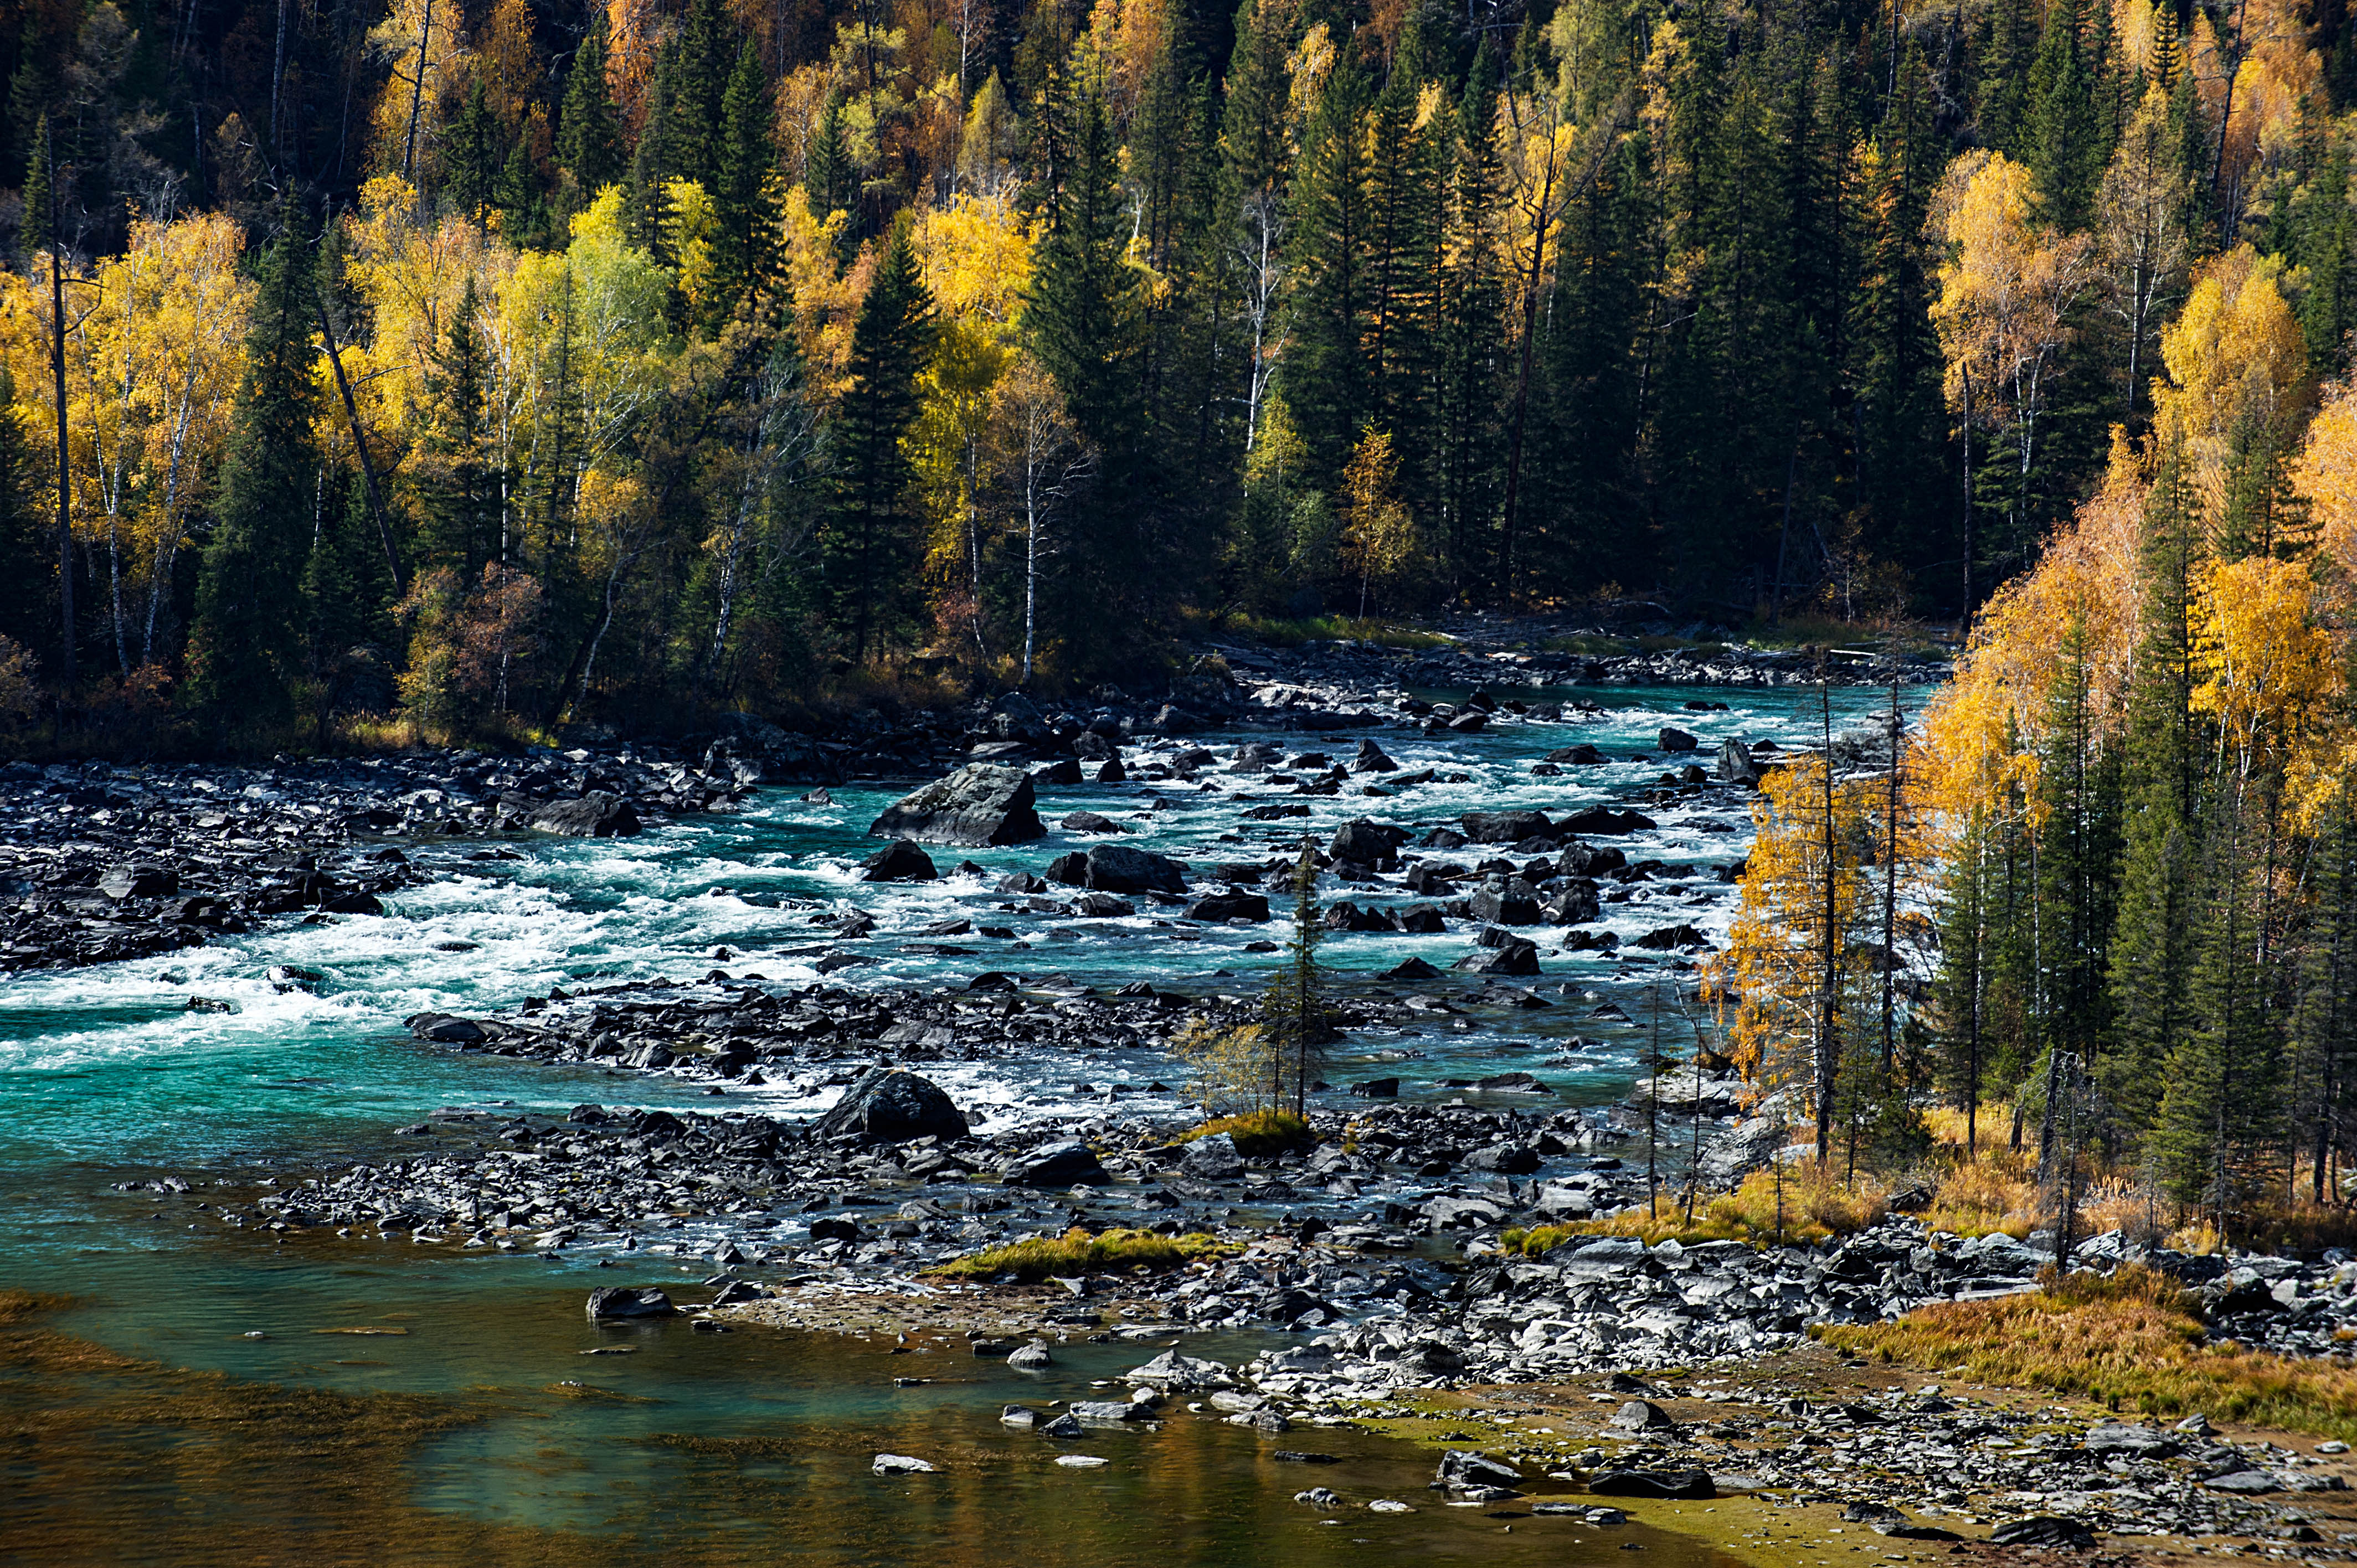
1338 427 1417 616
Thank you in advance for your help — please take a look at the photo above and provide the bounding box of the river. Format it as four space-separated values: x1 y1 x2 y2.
0 679 1890 1565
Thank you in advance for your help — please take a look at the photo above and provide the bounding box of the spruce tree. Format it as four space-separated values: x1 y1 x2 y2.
824 217 935 662
557 16 625 199
1281 56 1375 486
1437 40 1506 591
2025 0 2102 228
704 42 778 336
444 76 501 230
187 213 323 725
421 277 497 575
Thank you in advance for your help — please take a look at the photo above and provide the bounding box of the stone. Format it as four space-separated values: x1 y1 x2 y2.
1454 938 1540 976
1041 1413 1086 1438
1587 1469 1715 1501
406 1013 487 1044
1002 1141 1108 1185
1070 1399 1155 1423
1073 892 1136 917
1187 892 1270 922
1084 844 1188 894
1001 1405 1041 1428
1461 810 1554 844
1717 739 1758 783
100 863 178 899
1548 744 1605 765
1294 1487 1345 1509
1061 811 1130 834
1559 806 1656 835
1608 1400 1677 1433
1989 1517 2098 1550
1033 759 1084 787
1331 818 1403 869
872 1453 936 1475
1127 1349 1234 1388
1352 1077 1401 1097
1634 923 1707 951
529 792 643 836
1181 1132 1247 1180
585 1287 676 1320
1435 1450 1523 1489
1658 726 1699 752
862 840 939 882
867 764 1047 846
1007 1340 1054 1370
1469 877 1542 925
1383 957 1441 982
2202 1470 2281 1494
806 1067 969 1144
1056 1454 1110 1468
2083 1423 2177 1458
1474 1072 1551 1096
1354 739 1398 773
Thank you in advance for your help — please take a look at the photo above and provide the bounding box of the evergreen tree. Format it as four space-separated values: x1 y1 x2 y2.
420 277 498 575
557 16 625 199
496 136 549 248
2294 801 2357 1201
0 365 48 663
187 214 324 725
1436 40 1506 591
705 42 778 336
1281 56 1375 486
2025 0 2103 228
20 111 50 258
2297 142 2353 373
824 217 935 661
444 76 501 231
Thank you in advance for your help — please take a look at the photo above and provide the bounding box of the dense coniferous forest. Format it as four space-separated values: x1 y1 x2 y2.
9 0 2357 1228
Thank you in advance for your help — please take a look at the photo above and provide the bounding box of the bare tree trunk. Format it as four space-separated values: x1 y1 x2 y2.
403 0 434 180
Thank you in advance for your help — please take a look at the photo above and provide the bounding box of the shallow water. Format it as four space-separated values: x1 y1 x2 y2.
0 682 1885 1561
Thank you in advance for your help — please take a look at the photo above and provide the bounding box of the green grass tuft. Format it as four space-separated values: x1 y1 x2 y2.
1172 1110 1313 1157
924 1226 1229 1283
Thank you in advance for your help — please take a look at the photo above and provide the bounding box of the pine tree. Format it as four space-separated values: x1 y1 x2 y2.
187 213 323 725
496 136 548 248
556 15 625 199
2032 607 2122 1163
1436 40 1506 592
20 111 50 258
661 0 730 190
824 217 935 662
704 42 778 336
2294 801 2357 1201
1933 807 1997 1151
1263 841 1329 1115
2297 142 2353 373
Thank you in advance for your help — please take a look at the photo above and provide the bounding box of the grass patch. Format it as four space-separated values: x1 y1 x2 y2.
924 1226 1228 1283
1818 1264 2357 1438
1202 610 1452 650
1172 1110 1313 1157
1506 1165 1887 1251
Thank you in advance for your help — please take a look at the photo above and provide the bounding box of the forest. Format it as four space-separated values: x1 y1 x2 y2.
6 0 2357 1230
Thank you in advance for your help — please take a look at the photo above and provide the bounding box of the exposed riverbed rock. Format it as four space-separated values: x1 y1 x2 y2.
529 792 644 837
861 840 940 883
1083 844 1188 894
867 765 1047 847
806 1067 969 1144
586 1286 676 1319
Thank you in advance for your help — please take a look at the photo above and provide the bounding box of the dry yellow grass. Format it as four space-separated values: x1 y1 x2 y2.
1171 1110 1312 1156
1820 1265 2357 1437
1502 1163 1887 1252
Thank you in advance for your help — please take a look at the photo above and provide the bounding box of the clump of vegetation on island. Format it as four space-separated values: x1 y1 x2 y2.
926 1227 1228 1284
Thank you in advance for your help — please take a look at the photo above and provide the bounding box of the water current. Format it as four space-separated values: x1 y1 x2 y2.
0 680 1886 1565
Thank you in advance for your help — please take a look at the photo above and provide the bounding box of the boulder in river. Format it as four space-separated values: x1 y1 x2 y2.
862 840 939 882
1329 818 1404 869
1461 810 1553 844
1188 891 1270 922
1001 1141 1108 1185
1353 739 1398 773
867 764 1047 847
1181 1131 1247 1180
806 1067 969 1144
1717 738 1760 783
1084 844 1188 894
1560 806 1656 835
586 1286 676 1320
1454 937 1540 976
529 792 643 837
1658 726 1699 752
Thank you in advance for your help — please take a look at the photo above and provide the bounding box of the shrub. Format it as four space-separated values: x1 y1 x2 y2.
1172 1109 1311 1157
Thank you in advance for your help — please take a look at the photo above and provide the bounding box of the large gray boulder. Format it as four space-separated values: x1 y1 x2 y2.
1461 810 1554 844
868 764 1046 846
1084 843 1188 894
1002 1141 1108 1185
806 1067 969 1144
530 792 643 837
586 1286 676 1319
1330 818 1404 869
